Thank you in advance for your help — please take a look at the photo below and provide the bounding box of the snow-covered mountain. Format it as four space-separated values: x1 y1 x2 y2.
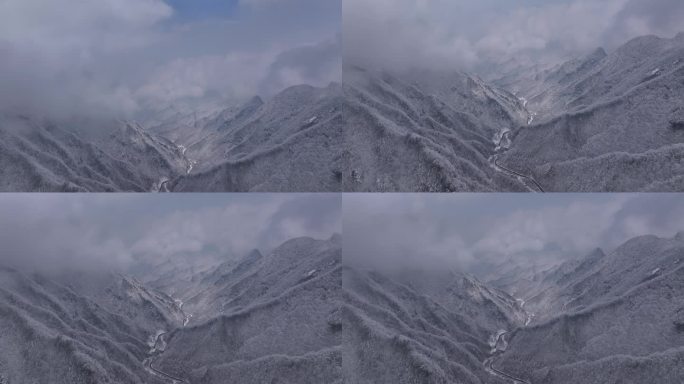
0 115 185 192
344 65 530 192
0 235 342 384
497 33 684 192
168 83 343 192
342 266 526 383
346 33 684 192
0 82 343 192
495 233 684 383
152 235 342 384
2 232 682 383
0 267 183 383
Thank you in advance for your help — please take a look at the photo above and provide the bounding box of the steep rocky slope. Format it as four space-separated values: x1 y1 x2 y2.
0 116 185 192
168 84 344 192
499 34 684 192
153 236 343 384
1 82 343 192
0 235 343 384
343 66 531 192
0 267 183 383
344 33 684 192
343 266 526 383
496 233 684 383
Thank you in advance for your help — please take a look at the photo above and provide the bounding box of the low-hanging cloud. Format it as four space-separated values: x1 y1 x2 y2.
343 194 684 274
0 0 341 121
344 0 684 73
0 194 341 273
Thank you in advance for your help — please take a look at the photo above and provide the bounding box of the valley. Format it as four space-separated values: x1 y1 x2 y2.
1 230 682 383
343 232 684 383
2 33 682 193
0 83 343 193
346 33 684 192
0 235 343 384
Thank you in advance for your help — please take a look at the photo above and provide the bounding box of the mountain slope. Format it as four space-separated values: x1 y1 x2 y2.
343 266 525 383
0 267 183 384
343 66 531 192
0 115 185 192
153 236 343 384
1 82 343 192
496 233 684 383
499 34 684 192
169 83 344 192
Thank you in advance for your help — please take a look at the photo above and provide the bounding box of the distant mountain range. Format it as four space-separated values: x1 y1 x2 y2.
346 33 684 192
2 34 682 192
0 235 342 384
0 83 343 192
495 232 684 383
4 232 679 383
342 232 684 383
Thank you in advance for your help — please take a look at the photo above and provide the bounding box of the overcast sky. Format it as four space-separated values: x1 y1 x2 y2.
0 194 341 271
0 0 341 119
343 194 684 274
344 0 684 72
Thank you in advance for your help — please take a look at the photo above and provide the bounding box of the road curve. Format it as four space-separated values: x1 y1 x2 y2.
158 179 171 193
493 157 545 193
484 332 532 384
490 130 545 193
144 301 192 383
144 352 188 384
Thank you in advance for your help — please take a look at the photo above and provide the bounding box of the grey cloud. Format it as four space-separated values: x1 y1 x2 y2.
0 0 341 121
344 0 684 73
605 0 684 47
258 36 342 96
343 0 480 73
343 194 684 274
343 194 477 271
0 194 341 273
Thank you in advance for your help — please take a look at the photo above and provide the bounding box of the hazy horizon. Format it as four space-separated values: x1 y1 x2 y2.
343 0 684 73
0 193 341 272
343 194 684 274
0 0 341 121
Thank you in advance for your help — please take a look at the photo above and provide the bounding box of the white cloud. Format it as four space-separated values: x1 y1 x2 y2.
344 194 684 273
473 198 629 259
136 52 274 105
344 0 684 72
0 195 341 273
0 0 341 120
0 0 172 56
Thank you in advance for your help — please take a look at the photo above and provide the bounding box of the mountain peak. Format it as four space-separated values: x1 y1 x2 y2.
588 247 605 259
329 233 342 244
246 248 263 260
244 95 264 108
588 47 607 60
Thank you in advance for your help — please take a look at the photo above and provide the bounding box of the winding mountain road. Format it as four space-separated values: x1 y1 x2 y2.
484 332 532 384
158 178 171 193
157 143 198 192
490 130 545 193
143 301 192 383
144 344 188 384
